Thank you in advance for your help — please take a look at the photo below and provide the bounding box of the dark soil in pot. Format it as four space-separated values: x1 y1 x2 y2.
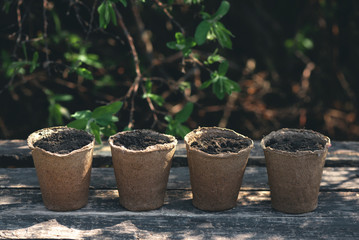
109 129 177 211
261 128 331 214
27 127 95 211
185 127 253 211
33 130 93 154
112 129 172 150
265 131 327 152
190 131 251 154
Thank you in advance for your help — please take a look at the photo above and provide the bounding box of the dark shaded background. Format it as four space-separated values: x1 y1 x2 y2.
1 0 359 140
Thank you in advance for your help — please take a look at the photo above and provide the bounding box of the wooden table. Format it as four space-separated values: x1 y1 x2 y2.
0 140 358 239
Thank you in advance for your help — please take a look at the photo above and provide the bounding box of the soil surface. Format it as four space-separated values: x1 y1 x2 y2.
33 129 93 154
190 130 252 154
113 130 172 150
265 132 326 152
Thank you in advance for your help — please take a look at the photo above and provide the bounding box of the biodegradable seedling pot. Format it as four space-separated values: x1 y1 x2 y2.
184 127 254 211
27 126 95 211
109 130 177 211
261 128 331 214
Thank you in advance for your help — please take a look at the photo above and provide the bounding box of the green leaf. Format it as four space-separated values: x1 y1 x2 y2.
175 124 191 138
218 60 229 75
119 0 127 7
195 20 211 45
175 102 194 123
143 93 164 106
179 81 191 92
49 103 63 126
213 80 225 100
109 3 117 26
71 110 92 120
102 122 117 137
213 1 230 20
200 11 211 20
30 52 39 73
302 38 314 49
166 41 177 50
164 115 172 122
175 32 184 43
223 79 237 95
145 80 152 93
167 33 196 57
200 80 213 89
96 114 114 126
52 94 73 102
76 68 94 80
67 119 88 130
89 121 102 144
111 115 119 122
98 1 115 29
92 101 123 119
205 51 224 65
98 2 106 28
213 22 233 49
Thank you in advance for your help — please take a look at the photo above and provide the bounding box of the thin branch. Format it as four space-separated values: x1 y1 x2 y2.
12 0 23 57
218 91 239 128
130 0 154 61
113 4 142 129
114 5 142 92
141 84 159 129
0 0 23 96
86 0 98 41
154 0 185 34
43 0 50 74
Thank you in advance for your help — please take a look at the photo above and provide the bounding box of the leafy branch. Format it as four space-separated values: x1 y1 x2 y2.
195 1 234 49
68 101 123 144
165 102 194 138
166 1 239 100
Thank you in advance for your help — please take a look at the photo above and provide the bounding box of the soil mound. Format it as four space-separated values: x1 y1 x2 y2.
113 130 172 150
34 129 93 154
265 132 326 152
190 130 251 154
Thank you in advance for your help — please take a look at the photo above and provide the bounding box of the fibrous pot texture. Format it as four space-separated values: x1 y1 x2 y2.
184 127 254 211
109 130 177 211
27 126 95 211
261 128 331 214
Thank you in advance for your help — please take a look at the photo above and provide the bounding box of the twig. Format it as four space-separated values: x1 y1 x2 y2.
0 0 23 95
218 91 239 128
189 54 212 74
86 0 98 41
130 0 153 59
154 0 185 34
13 0 23 57
43 0 50 74
113 4 142 129
141 84 159 128
153 0 186 72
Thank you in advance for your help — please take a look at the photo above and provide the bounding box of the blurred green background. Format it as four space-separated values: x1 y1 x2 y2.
1 0 358 140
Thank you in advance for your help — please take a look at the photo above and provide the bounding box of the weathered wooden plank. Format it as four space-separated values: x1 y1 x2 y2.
1 167 358 191
0 189 358 239
2 140 359 167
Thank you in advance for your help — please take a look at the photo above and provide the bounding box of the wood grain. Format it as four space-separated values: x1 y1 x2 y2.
1 167 358 191
0 189 358 239
1 140 359 167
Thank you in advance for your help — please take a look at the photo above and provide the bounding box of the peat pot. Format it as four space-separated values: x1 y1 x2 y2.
27 126 95 211
184 127 254 211
261 128 331 214
109 130 177 211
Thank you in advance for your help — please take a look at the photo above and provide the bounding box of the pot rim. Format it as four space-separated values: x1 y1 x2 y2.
184 126 254 157
260 128 331 156
108 129 177 153
27 126 95 157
